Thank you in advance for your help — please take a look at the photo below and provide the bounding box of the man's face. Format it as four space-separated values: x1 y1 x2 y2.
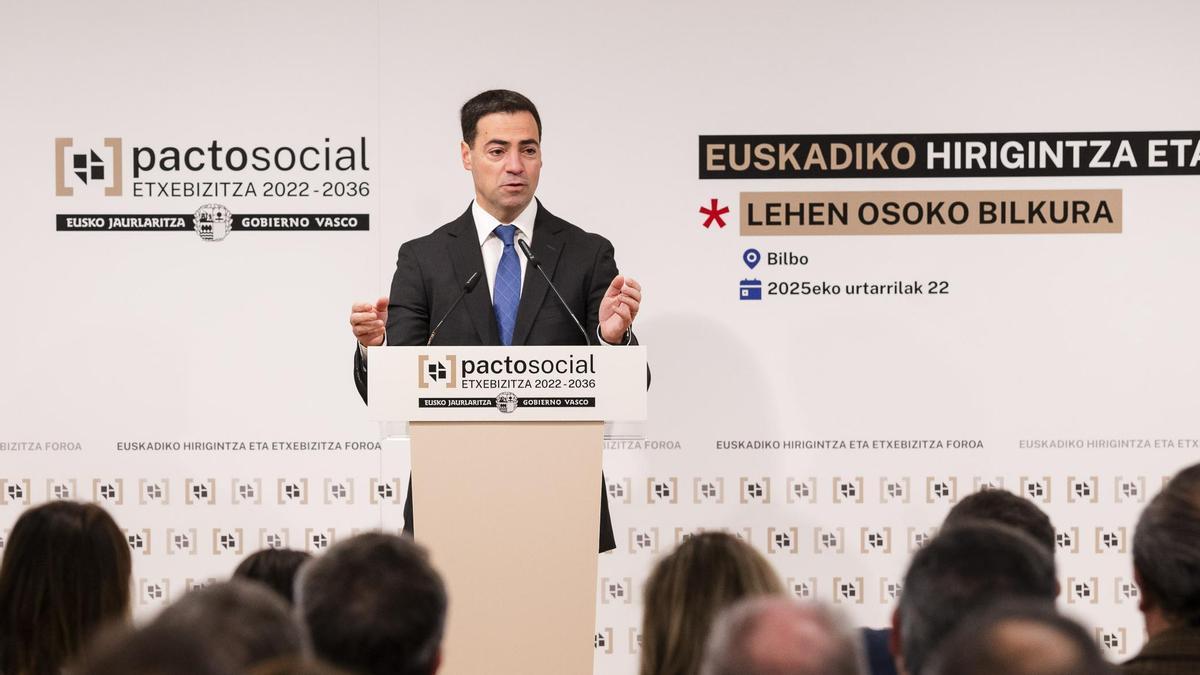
461 111 542 220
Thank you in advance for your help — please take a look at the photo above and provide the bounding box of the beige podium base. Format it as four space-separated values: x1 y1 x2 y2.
409 421 603 675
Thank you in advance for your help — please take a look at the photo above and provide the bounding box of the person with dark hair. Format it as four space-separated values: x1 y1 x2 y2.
0 500 131 675
943 488 1057 559
701 598 865 675
863 488 1061 675
1123 462 1200 674
640 532 784 675
151 580 304 672
891 522 1058 675
74 622 234 675
233 548 312 605
348 89 644 553
298 532 447 675
924 600 1116 675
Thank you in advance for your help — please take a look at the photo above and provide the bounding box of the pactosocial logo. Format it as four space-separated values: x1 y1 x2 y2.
93 478 124 504
418 354 458 389
55 137 123 196
0 479 32 506
55 136 370 198
48 479 77 500
595 629 614 655
788 577 817 600
54 135 371 237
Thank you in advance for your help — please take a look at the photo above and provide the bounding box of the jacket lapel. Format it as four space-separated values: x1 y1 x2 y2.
445 206 499 344
511 202 565 346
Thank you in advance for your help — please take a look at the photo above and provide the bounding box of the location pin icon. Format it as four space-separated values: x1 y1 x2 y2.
743 248 761 270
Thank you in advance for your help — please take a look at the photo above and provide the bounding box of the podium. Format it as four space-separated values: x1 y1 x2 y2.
369 346 647 675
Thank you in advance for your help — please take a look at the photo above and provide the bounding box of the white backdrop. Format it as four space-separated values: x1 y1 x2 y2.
3 1 1200 671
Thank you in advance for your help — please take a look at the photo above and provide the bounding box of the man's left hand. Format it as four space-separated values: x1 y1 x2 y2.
599 275 641 344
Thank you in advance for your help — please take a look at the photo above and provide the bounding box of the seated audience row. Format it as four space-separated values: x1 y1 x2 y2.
0 461 1195 674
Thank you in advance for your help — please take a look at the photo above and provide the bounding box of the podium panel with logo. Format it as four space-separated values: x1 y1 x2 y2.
369 346 647 675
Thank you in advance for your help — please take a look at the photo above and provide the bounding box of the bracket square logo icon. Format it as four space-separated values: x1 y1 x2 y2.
55 137 122 196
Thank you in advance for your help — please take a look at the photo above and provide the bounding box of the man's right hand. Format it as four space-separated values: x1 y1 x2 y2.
350 297 388 347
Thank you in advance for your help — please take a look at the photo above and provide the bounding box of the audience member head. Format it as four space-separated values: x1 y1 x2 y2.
701 598 864 675
894 522 1057 675
233 548 312 605
74 622 233 675
943 488 1056 559
152 580 303 671
298 532 447 675
0 501 131 675
640 531 784 675
1132 462 1200 634
924 601 1115 675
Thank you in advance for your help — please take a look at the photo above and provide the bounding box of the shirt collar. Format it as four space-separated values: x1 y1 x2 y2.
472 199 537 247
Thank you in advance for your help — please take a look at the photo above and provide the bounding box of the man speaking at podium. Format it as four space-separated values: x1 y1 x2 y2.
348 89 642 554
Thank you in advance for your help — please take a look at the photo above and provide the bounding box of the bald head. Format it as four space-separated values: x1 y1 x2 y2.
701 598 863 675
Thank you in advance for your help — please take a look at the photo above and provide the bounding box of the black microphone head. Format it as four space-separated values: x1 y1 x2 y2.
517 239 540 266
464 271 481 291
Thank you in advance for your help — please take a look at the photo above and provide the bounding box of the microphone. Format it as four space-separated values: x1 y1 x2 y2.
518 239 591 346
427 272 481 345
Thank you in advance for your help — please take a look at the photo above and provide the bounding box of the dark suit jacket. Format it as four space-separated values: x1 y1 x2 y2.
860 628 899 675
1122 625 1200 675
354 200 630 552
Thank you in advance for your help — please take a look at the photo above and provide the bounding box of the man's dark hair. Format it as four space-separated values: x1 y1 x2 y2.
298 533 447 675
1133 462 1200 626
152 580 303 671
460 89 541 147
924 600 1115 675
0 501 131 675
74 622 234 675
943 488 1056 558
233 548 312 605
897 523 1058 675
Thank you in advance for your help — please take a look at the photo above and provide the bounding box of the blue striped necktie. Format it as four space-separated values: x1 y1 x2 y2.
492 224 521 345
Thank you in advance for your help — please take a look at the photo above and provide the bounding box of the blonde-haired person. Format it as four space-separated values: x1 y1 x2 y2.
640 531 785 675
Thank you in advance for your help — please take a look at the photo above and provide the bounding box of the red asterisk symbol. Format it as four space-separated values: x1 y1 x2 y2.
700 198 729 228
